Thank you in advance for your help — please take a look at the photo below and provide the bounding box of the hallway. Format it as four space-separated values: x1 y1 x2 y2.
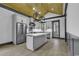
0 38 68 56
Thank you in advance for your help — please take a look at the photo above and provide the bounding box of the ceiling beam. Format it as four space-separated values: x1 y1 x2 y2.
0 4 31 18
43 15 65 20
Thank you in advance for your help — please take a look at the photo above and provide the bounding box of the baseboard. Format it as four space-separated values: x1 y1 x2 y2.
0 42 13 46
59 38 65 39
52 37 65 39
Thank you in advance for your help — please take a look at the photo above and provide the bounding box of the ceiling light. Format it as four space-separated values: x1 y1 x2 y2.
51 8 54 11
39 12 41 14
33 7 35 10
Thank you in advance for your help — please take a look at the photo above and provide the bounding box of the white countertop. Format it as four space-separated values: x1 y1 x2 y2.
27 32 49 36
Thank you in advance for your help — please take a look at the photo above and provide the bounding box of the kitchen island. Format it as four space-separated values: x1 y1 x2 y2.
26 32 48 51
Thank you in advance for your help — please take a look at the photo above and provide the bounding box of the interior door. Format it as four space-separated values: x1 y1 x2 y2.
52 20 60 38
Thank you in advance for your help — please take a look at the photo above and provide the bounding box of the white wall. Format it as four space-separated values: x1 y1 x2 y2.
60 17 65 38
0 7 30 44
15 13 30 28
0 7 14 44
67 3 79 37
34 22 41 29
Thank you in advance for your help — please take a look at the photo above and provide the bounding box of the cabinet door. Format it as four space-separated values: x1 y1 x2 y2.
68 39 74 56
27 36 33 50
74 40 79 56
70 39 74 56
33 35 47 50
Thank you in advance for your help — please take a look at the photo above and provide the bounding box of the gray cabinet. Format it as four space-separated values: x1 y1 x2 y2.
67 33 79 56
74 40 79 55
26 33 48 51
68 38 74 56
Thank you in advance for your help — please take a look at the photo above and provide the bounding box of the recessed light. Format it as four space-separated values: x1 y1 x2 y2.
39 12 41 14
33 7 36 10
51 8 54 11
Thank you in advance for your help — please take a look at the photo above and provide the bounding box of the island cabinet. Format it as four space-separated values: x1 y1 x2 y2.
26 33 48 51
67 33 79 56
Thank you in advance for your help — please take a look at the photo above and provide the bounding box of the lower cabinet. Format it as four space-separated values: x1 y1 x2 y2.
26 34 47 51
67 33 79 56
68 39 74 56
74 40 79 55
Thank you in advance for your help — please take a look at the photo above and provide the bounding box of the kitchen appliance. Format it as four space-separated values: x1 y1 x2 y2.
16 22 27 44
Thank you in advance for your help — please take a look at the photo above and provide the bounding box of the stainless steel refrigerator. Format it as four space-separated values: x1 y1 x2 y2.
16 22 27 44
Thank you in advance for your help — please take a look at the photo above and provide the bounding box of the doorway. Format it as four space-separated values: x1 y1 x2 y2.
52 20 60 38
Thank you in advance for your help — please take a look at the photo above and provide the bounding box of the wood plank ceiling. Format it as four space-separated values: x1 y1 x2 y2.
3 3 63 20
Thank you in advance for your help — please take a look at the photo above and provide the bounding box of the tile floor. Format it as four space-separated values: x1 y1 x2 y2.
0 38 68 56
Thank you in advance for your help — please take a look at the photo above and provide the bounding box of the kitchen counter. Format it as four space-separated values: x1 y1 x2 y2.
26 32 48 51
27 32 49 36
67 33 79 56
